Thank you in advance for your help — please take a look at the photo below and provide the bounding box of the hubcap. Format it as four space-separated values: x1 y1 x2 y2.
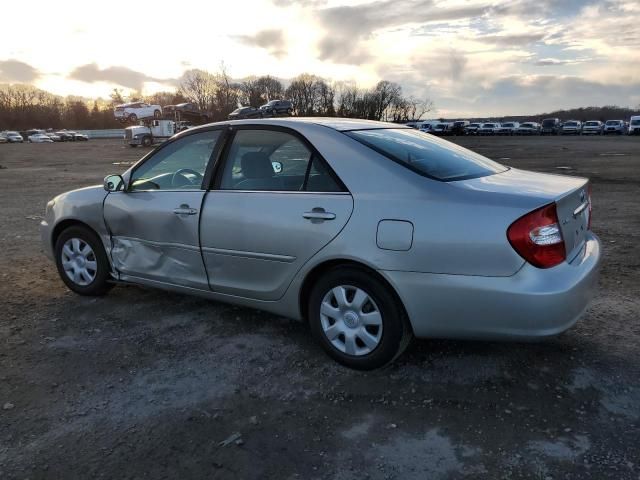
61 238 97 286
320 285 383 356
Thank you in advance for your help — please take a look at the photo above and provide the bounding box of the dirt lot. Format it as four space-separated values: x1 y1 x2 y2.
1 135 639 479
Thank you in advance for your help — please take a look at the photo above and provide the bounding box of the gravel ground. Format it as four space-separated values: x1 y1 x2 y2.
0 135 639 479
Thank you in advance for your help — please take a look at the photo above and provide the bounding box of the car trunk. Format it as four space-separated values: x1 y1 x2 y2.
452 168 590 262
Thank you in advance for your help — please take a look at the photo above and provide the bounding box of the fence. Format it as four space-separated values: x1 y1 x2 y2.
77 129 125 139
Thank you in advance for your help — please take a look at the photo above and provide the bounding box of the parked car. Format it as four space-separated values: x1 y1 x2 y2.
603 120 626 135
0 135 7 143
228 106 264 120
28 133 54 143
431 123 450 135
517 122 540 135
45 132 62 142
40 118 600 370
581 121 603 135
73 132 89 141
478 123 500 135
450 120 469 135
163 103 208 121
55 131 75 142
465 123 482 135
114 102 162 123
24 129 45 138
417 121 437 132
561 120 582 135
497 122 519 135
1 131 24 143
259 99 294 116
541 118 562 135
629 116 640 135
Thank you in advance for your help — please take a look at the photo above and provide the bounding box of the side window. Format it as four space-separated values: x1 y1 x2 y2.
130 130 220 191
220 130 311 191
306 157 343 192
219 129 344 192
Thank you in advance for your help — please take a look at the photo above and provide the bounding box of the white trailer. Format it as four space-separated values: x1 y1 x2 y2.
124 119 176 147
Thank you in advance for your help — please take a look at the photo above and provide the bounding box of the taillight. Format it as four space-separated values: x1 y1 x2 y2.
507 203 566 269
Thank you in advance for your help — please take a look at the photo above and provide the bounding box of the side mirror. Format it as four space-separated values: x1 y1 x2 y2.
104 174 125 192
271 161 283 174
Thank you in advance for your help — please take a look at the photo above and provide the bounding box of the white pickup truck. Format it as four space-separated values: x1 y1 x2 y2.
124 120 176 147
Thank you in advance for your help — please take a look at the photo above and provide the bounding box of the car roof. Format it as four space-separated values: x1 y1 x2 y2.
193 117 407 132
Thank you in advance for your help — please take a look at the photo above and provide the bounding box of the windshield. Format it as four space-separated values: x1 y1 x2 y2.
585 122 599 126
502 123 514 127
521 123 534 128
606 121 621 125
468 123 481 128
345 128 507 181
631 119 640 125
565 121 578 127
542 120 556 126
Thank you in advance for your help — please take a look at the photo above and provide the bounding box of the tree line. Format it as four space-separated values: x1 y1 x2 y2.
0 66 434 130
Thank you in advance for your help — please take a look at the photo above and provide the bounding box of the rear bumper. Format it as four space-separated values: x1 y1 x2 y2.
382 232 601 340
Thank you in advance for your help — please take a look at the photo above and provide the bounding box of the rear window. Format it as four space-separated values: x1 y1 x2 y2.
345 128 507 181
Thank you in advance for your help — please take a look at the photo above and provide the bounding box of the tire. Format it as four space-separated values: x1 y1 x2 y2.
142 136 152 147
129 144 138 148
287 108 293 115
54 225 113 296
308 267 412 370
154 110 161 119
129 113 138 123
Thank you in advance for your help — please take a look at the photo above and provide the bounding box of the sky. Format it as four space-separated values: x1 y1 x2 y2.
0 0 638 117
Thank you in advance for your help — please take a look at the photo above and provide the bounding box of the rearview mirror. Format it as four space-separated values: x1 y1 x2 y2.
271 161 283 174
104 174 124 192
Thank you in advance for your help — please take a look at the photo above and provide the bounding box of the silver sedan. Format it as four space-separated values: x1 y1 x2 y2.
40 118 601 369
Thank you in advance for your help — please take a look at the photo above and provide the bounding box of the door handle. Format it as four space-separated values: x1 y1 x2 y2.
303 208 336 221
173 204 198 215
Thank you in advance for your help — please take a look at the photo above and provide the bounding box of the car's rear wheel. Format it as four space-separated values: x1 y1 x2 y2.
142 136 152 147
54 225 113 296
308 267 412 370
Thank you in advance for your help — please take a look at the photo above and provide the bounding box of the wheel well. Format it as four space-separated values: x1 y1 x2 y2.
51 219 97 249
298 259 410 330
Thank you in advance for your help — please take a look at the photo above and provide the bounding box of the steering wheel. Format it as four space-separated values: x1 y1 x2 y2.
171 168 203 188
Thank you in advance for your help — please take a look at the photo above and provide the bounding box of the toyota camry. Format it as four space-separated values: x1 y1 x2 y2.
40 118 601 369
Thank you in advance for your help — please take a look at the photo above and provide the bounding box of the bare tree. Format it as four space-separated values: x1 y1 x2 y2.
178 69 218 112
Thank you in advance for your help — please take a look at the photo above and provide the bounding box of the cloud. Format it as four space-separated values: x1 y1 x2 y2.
234 29 288 58
272 0 326 6
0 59 41 83
438 75 640 116
68 63 175 90
475 32 546 46
534 57 581 66
315 0 492 64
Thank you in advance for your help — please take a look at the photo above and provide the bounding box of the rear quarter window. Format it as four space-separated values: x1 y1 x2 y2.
345 128 507 181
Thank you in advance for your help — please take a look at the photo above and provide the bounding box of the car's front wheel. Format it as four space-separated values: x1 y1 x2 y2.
128 113 138 123
54 225 113 296
308 267 412 370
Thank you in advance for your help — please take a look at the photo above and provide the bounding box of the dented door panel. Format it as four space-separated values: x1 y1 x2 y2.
103 191 208 289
